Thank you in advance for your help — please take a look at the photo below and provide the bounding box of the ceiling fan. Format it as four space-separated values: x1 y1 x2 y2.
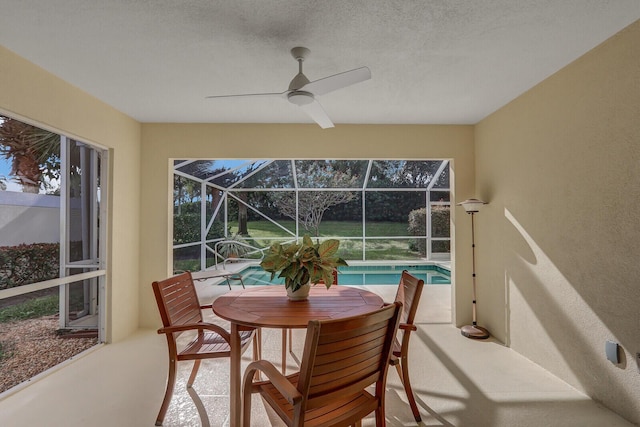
206 47 371 129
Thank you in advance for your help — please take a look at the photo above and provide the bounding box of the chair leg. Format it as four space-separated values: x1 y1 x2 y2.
283 328 302 370
253 328 262 380
375 405 386 427
281 329 287 374
155 358 178 426
253 328 262 361
398 357 421 422
187 360 201 388
242 380 253 427
287 328 301 365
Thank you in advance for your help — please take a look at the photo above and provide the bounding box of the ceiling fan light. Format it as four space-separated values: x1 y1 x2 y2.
288 91 314 106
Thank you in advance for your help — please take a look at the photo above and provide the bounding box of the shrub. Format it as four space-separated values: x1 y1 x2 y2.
173 213 202 244
407 206 450 256
407 208 427 255
0 243 60 290
173 212 225 244
431 205 451 237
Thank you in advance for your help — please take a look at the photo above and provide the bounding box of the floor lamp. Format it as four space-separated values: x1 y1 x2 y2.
457 198 490 339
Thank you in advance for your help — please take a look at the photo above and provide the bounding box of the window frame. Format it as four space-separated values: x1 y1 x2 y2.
0 115 109 343
172 159 451 271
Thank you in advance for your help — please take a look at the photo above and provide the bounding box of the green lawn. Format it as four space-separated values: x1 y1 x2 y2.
226 220 426 260
228 220 409 238
0 295 58 323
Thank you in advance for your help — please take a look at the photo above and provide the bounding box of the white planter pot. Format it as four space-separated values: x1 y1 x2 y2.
286 283 311 301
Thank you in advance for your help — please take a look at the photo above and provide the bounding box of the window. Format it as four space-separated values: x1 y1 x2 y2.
173 159 450 272
0 115 108 394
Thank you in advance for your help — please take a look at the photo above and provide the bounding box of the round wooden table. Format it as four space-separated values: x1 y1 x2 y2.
212 285 384 427
213 285 384 328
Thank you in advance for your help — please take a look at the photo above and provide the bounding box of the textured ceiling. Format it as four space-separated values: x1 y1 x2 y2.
1 1 639 126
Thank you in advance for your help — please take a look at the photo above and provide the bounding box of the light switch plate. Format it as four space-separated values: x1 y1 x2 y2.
605 340 619 364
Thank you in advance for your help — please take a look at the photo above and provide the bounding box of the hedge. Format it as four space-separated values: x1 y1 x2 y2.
407 206 450 255
0 243 60 290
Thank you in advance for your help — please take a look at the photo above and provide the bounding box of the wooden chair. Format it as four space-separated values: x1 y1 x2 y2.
242 302 402 427
389 270 425 422
151 271 257 426
282 269 338 374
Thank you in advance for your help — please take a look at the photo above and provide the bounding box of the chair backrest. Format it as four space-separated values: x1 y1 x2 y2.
395 270 424 328
296 302 402 412
152 271 203 329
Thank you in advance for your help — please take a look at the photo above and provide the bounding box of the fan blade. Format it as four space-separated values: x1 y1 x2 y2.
301 66 371 96
205 91 286 99
300 99 334 129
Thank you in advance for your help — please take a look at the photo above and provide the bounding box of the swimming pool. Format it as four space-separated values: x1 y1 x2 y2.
239 263 451 286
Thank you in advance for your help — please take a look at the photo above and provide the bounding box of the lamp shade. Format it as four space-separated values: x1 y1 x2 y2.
457 198 487 213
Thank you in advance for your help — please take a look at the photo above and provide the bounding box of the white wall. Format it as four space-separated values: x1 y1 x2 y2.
0 192 60 245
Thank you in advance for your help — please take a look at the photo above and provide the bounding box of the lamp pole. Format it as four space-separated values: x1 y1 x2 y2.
458 199 490 340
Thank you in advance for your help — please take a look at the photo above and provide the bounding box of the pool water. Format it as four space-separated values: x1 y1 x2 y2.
239 264 451 286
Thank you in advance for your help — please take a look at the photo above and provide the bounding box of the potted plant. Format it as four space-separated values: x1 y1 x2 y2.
259 235 348 300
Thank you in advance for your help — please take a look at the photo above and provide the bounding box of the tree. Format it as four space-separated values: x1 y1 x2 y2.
237 192 249 234
231 162 262 235
269 162 359 236
0 116 60 193
173 175 201 213
174 175 184 215
368 160 444 188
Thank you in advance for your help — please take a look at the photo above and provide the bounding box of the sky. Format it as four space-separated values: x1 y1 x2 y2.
0 157 21 191
0 115 22 191
0 158 9 176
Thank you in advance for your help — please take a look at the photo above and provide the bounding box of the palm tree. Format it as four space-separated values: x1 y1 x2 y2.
0 116 59 193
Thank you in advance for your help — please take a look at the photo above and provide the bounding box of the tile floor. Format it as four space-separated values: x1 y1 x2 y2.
0 283 634 427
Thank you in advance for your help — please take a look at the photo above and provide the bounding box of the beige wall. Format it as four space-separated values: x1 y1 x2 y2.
0 46 142 343
475 20 640 423
139 123 475 328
